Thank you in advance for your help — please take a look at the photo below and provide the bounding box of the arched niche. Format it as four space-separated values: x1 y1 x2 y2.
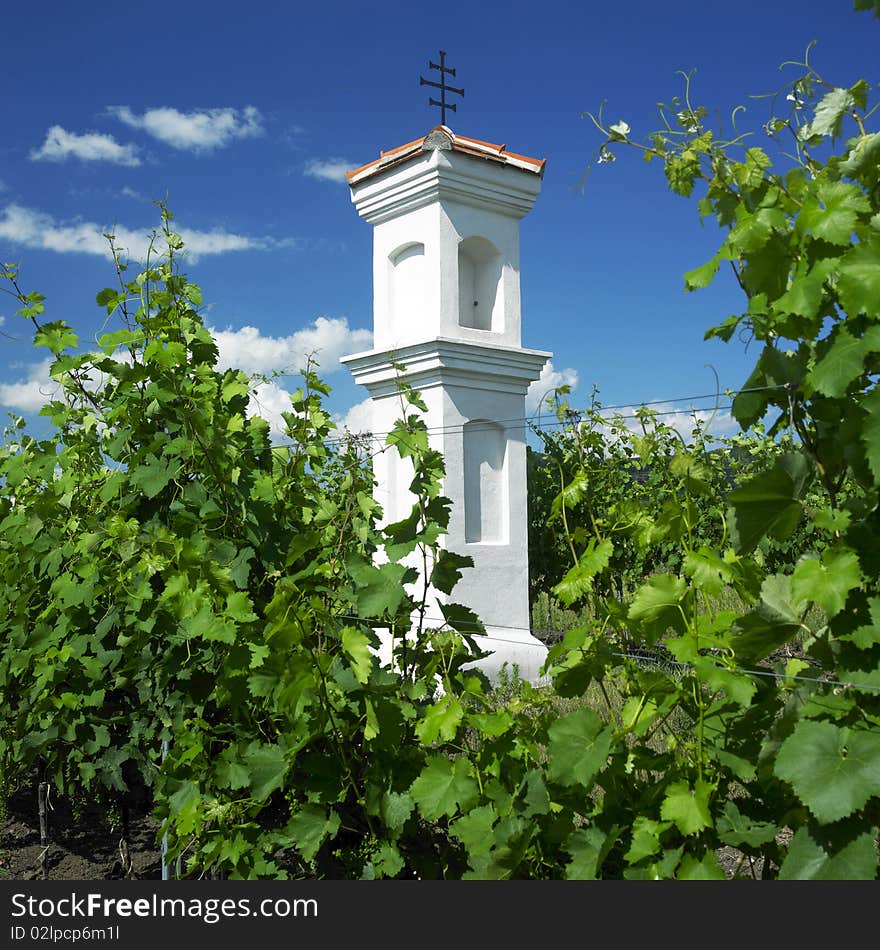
389 242 425 329
464 419 507 543
458 236 502 331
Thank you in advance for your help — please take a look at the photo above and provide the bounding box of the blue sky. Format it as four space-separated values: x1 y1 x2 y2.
2 1 877 441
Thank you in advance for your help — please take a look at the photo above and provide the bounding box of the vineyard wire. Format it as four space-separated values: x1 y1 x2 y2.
238 381 792 455
332 613 880 694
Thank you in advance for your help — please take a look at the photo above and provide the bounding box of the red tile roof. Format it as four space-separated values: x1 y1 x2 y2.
345 126 546 185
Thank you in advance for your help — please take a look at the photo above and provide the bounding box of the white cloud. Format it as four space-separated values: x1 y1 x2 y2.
208 319 371 442
621 403 739 441
108 105 263 152
336 397 374 436
0 203 295 263
30 126 141 166
246 379 297 441
179 228 296 260
526 360 579 416
0 357 59 411
211 318 372 377
119 186 146 201
303 158 355 183
0 204 117 256
239 379 340 444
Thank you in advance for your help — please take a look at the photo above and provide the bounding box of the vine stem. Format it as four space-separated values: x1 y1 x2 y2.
302 617 377 839
37 758 49 880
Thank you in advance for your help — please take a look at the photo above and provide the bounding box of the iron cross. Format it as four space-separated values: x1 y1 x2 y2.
419 50 464 126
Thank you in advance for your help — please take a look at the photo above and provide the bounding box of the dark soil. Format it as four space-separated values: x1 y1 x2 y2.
0 778 163 881
1 775 756 880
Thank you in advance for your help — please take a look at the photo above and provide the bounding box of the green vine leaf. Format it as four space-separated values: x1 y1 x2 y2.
727 453 811 553
624 817 672 863
429 549 473 595
551 538 613 606
803 87 856 140
33 321 77 355
347 559 410 619
734 573 803 662
287 805 342 863
129 456 177 499
779 821 880 879
659 780 713 836
564 825 617 880
809 324 880 397
450 803 497 858
415 694 464 745
243 742 289 802
410 756 479 820
341 625 375 684
836 238 880 317
683 252 722 291
798 180 870 245
627 574 688 640
716 801 778 848
676 851 726 879
379 791 414 834
546 707 613 787
861 387 880 480
774 721 880 822
791 548 863 618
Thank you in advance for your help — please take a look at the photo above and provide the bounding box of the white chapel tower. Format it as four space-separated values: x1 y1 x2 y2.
341 123 551 681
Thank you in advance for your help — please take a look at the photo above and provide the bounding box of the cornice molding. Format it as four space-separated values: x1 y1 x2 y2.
341 337 551 397
350 149 542 224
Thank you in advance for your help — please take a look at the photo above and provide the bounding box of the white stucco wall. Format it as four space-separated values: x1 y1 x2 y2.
342 137 551 682
463 419 507 543
343 341 548 680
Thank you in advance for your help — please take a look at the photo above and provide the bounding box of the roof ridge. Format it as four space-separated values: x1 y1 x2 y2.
346 129 546 185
